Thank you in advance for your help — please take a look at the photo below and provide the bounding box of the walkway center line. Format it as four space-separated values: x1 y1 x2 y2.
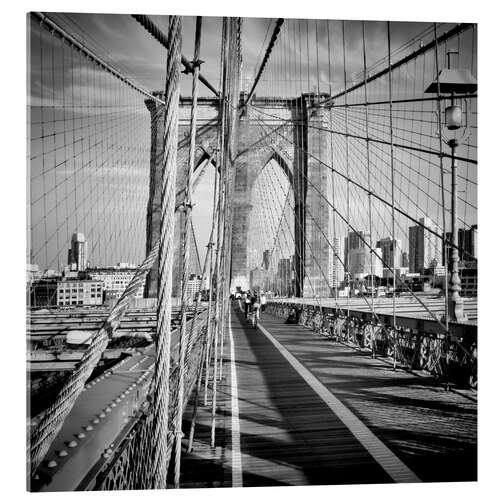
257 322 421 484
229 315 243 487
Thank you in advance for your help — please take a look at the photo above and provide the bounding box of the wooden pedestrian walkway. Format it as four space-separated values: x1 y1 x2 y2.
179 305 477 487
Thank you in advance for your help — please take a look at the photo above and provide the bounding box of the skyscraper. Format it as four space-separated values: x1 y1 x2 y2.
277 258 291 296
68 233 88 271
350 247 383 279
344 230 370 276
401 251 409 268
250 267 265 291
408 218 442 274
445 224 477 263
329 237 345 288
262 249 270 270
376 237 402 269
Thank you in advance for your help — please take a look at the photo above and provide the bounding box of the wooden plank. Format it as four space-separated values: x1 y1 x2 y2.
257 311 477 483
229 307 393 487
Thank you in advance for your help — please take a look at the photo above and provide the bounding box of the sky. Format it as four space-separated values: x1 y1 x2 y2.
27 12 477 273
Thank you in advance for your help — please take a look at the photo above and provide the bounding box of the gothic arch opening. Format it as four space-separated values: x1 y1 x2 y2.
246 158 295 295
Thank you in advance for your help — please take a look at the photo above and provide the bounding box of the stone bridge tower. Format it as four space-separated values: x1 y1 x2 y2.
145 92 333 298
231 93 333 297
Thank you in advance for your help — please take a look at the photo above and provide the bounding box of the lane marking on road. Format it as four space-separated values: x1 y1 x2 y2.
257 322 421 483
229 316 243 487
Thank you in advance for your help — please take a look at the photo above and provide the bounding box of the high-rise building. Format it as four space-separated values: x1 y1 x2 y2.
349 247 383 279
329 237 345 288
277 258 292 296
262 250 270 270
344 231 370 270
186 274 203 302
250 267 265 291
87 265 146 301
56 279 104 306
445 224 477 263
68 232 88 271
376 237 402 269
408 217 442 274
401 251 409 268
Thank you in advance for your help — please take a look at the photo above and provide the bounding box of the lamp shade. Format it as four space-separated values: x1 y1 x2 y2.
425 69 477 94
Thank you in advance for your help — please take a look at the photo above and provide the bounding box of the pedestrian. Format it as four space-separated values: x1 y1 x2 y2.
251 292 261 327
244 291 251 318
260 292 267 312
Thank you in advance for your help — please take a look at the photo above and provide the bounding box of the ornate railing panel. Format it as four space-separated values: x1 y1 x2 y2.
267 301 477 389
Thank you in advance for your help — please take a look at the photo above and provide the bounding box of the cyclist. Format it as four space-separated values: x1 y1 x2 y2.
251 292 261 328
243 291 251 318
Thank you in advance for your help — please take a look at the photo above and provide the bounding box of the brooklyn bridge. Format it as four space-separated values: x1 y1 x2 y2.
26 12 477 491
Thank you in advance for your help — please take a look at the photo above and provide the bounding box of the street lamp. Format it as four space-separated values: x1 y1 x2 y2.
425 53 477 322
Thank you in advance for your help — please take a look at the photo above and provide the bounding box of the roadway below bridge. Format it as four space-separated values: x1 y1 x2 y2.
181 304 476 487
30 344 156 492
29 307 206 492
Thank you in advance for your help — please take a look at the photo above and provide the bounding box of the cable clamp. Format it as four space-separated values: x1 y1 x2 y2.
191 58 205 69
179 201 194 211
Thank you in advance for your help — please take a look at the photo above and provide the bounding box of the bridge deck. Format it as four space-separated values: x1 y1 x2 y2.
182 305 476 487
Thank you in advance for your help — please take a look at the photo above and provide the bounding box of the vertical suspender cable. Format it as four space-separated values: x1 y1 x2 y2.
211 17 228 447
342 21 351 334
362 21 376 357
387 22 398 370
327 20 340 304
187 181 219 452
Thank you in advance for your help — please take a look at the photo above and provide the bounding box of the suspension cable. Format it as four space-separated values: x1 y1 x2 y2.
33 12 164 105
148 15 182 489
241 18 285 108
173 15 202 489
131 14 220 97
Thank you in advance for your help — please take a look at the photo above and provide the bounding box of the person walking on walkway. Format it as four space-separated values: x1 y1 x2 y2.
260 292 267 313
244 291 252 319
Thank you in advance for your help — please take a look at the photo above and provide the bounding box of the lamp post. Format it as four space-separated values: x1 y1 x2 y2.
425 54 476 322
448 133 465 321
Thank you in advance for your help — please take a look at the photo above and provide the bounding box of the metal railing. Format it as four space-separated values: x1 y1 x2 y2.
267 301 477 389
